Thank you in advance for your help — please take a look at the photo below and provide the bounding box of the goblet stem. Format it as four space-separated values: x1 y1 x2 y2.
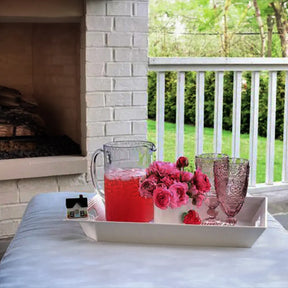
202 208 222 225
225 216 237 225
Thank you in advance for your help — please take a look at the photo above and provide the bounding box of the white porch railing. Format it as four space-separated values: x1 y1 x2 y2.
148 57 288 193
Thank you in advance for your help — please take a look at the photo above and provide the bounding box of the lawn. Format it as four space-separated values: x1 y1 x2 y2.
147 119 283 184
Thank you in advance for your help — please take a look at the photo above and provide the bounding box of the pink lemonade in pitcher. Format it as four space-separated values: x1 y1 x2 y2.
104 168 154 222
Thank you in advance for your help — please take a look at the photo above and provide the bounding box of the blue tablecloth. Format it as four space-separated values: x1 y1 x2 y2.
0 192 288 288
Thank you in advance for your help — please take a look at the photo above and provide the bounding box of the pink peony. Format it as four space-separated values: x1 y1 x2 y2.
194 193 206 208
193 169 211 193
147 161 178 179
180 171 193 183
161 176 174 188
176 156 189 170
153 187 172 210
139 178 156 198
169 182 189 208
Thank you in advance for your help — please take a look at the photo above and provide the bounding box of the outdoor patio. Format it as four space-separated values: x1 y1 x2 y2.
1 1 288 287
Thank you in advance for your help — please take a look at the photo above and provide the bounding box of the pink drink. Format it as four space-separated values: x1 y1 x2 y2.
104 168 154 222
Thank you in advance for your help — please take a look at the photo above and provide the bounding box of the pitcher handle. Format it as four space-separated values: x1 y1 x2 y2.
90 148 105 201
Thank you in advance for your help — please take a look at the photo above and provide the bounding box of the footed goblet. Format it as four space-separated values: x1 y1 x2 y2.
214 158 249 225
195 153 229 225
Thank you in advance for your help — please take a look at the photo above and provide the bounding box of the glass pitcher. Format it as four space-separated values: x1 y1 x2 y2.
91 140 156 222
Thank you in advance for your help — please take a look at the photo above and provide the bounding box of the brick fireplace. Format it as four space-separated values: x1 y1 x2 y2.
0 0 149 238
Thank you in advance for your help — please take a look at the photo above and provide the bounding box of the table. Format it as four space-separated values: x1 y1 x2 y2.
0 192 288 287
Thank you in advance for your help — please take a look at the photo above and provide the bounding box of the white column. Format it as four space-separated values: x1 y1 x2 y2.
214 71 224 153
176 72 185 159
282 72 288 182
249 71 260 187
266 71 277 185
156 72 165 161
232 71 242 158
196 71 205 156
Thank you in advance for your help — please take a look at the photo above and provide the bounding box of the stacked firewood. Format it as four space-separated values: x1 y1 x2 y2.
0 86 46 137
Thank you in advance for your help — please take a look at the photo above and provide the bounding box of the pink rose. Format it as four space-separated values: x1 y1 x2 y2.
153 187 171 210
139 178 156 198
169 182 189 208
147 161 178 178
194 193 206 208
176 156 189 170
161 176 174 188
193 169 211 193
156 183 167 189
183 210 202 225
180 171 193 183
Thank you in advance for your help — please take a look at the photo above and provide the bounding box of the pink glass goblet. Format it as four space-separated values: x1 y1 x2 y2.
195 153 229 225
214 158 249 225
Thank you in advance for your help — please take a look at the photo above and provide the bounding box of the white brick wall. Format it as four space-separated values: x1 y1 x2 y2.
107 33 132 47
0 0 149 239
85 0 148 152
0 175 93 238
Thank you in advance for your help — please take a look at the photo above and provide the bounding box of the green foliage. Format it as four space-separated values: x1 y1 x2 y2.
148 70 286 140
147 119 283 184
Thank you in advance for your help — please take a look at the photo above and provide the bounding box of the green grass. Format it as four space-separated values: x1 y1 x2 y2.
147 119 283 184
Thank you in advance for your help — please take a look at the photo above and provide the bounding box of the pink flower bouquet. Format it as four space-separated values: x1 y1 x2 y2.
139 156 211 225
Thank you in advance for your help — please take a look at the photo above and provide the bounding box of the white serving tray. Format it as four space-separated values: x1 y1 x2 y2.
75 196 267 248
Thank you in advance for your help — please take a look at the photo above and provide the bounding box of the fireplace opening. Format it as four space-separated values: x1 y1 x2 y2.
0 22 82 160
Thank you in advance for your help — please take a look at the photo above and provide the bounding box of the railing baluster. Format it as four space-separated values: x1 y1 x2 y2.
249 72 260 187
196 72 205 155
214 71 224 153
282 72 288 182
232 71 242 158
156 72 165 161
176 72 185 159
266 71 277 185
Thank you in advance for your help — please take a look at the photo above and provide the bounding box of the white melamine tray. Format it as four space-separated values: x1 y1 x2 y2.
74 196 267 248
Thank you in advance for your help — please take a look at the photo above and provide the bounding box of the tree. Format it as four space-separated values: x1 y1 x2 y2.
253 0 266 56
270 1 288 57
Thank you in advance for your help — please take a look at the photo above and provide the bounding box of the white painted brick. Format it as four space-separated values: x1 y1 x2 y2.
87 107 114 122
133 63 147 76
133 33 148 48
106 63 131 77
133 91 148 106
86 32 106 47
87 137 113 153
107 1 132 16
113 135 147 141
132 121 147 135
86 0 106 16
107 33 132 47
86 93 105 107
0 203 27 221
114 107 147 120
115 17 148 32
134 2 149 17
115 48 147 62
57 175 93 193
86 63 105 77
105 92 132 106
106 121 131 136
18 177 58 203
86 77 113 92
86 48 113 63
86 16 113 32
114 77 147 91
0 180 19 205
87 122 105 137
0 220 21 238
